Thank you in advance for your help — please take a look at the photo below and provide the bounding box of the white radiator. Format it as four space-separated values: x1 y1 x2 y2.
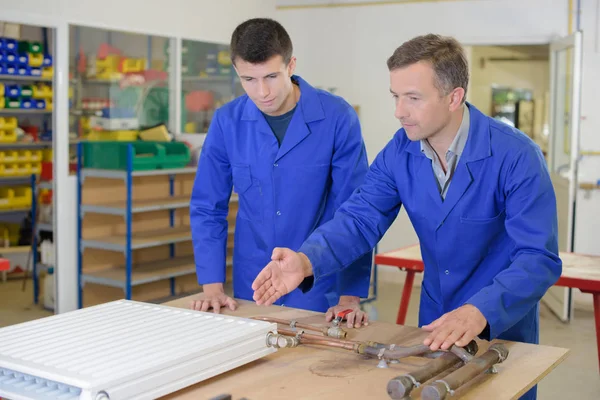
0 300 277 400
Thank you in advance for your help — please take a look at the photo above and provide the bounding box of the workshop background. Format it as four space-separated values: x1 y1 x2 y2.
0 0 599 399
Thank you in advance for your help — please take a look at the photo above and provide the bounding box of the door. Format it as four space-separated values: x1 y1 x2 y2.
543 31 583 322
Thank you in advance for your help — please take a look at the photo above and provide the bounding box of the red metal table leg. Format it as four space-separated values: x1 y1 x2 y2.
593 292 600 374
396 270 415 325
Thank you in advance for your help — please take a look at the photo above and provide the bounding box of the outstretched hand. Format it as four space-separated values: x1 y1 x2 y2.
252 247 313 305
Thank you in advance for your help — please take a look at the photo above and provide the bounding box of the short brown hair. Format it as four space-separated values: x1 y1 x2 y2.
387 34 469 103
230 18 293 65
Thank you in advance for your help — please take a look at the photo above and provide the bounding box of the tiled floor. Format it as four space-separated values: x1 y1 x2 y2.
1 277 598 399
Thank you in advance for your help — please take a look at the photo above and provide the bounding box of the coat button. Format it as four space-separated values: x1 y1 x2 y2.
274 163 278 167
276 211 281 216
445 270 449 275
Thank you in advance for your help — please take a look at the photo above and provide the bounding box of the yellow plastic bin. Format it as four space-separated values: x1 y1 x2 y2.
0 150 18 163
6 163 31 176
30 162 41 174
0 188 13 210
33 84 52 99
29 150 42 162
0 130 17 143
0 117 18 130
87 130 139 141
28 53 44 67
16 150 30 162
42 149 52 162
42 66 53 79
10 187 32 209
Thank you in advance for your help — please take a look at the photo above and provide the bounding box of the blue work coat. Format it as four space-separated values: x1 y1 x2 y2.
190 75 372 312
300 102 562 343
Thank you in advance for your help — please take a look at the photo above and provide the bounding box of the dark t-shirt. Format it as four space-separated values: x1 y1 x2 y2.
262 105 297 147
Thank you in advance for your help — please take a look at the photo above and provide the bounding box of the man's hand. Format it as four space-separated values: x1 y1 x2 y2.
421 304 487 351
252 248 313 306
189 283 238 313
325 296 368 328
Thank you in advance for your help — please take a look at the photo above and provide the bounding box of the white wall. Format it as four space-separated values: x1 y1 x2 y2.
277 0 568 255
1 0 276 42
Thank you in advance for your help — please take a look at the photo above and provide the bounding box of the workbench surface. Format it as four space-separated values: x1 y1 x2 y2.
162 295 568 400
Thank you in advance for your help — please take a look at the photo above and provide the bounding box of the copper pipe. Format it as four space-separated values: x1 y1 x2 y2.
277 328 360 344
252 316 329 336
421 344 509 400
277 328 361 352
387 349 473 399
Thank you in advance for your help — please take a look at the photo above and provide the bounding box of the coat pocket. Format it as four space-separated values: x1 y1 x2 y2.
232 164 263 222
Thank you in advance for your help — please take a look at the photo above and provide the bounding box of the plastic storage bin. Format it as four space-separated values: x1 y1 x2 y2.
87 130 139 141
0 130 17 143
81 141 190 171
162 142 191 169
0 117 18 130
0 187 32 209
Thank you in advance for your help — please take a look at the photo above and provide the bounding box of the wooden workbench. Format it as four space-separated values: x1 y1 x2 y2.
161 295 568 400
375 244 600 373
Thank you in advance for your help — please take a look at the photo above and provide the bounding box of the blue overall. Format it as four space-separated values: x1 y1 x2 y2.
299 103 562 399
190 75 372 312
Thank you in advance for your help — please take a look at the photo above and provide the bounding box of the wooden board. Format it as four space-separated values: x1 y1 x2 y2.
559 252 600 282
377 244 600 283
159 296 569 400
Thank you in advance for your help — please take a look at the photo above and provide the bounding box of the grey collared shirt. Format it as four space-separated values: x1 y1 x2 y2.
420 105 470 199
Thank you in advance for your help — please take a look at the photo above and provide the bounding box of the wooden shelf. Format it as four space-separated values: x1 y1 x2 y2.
81 225 234 252
82 196 191 216
81 255 233 288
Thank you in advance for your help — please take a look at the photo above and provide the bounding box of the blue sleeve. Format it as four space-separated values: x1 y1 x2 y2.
465 145 562 339
298 135 403 288
190 110 232 285
328 104 372 298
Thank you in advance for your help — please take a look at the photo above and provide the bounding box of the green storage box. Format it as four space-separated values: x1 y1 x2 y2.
20 85 33 98
82 141 191 171
18 41 43 54
82 141 162 171
161 142 191 169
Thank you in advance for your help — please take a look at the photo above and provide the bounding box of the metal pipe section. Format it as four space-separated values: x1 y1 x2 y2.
252 316 347 339
386 341 478 399
421 343 509 400
277 328 360 352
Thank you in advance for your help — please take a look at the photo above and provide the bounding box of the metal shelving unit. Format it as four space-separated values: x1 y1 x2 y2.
0 74 53 82
0 109 52 115
76 142 204 308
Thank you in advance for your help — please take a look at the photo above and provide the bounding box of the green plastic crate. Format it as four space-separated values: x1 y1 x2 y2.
82 141 162 171
18 41 43 54
82 141 191 171
160 142 190 169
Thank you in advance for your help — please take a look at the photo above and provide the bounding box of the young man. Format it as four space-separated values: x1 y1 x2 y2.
189 18 373 327
251 34 561 400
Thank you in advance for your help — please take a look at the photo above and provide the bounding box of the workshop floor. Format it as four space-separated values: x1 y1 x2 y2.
0 277 598 399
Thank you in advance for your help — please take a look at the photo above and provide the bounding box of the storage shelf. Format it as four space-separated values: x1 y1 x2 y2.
81 255 233 288
0 109 52 115
81 225 234 252
82 196 191 216
0 208 29 216
81 167 197 180
0 74 53 82
0 176 31 184
0 141 53 149
37 222 53 232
